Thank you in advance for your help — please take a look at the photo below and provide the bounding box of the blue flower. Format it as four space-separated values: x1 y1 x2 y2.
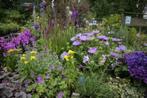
72 40 81 46
36 76 44 84
97 36 109 41
124 51 147 83
83 55 89 63
115 45 127 52
88 47 97 54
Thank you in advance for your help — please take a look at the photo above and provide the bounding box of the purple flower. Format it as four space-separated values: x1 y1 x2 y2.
112 38 122 42
79 35 87 41
33 23 40 30
97 36 109 41
11 37 21 46
83 55 89 63
60 51 68 60
124 51 147 84
115 45 127 51
39 0 47 9
110 52 119 58
72 40 81 46
88 47 97 54
57 91 64 98
36 76 44 84
4 42 16 50
71 8 78 20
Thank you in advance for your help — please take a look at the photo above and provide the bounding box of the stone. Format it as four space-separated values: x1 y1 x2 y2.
15 92 27 98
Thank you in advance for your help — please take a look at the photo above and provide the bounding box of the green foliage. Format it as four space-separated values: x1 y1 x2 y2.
17 50 69 97
17 51 61 79
4 53 19 71
108 77 146 98
0 23 20 35
47 26 77 53
0 9 24 35
102 14 122 33
90 0 147 18
0 49 20 71
76 73 115 98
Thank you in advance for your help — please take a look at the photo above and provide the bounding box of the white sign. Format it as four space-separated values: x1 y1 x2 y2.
125 16 132 25
143 13 147 19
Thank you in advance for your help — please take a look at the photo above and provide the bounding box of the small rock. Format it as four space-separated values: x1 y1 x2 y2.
15 91 27 98
2 88 13 98
27 94 32 98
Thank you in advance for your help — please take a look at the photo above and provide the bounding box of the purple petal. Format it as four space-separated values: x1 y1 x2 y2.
88 47 97 54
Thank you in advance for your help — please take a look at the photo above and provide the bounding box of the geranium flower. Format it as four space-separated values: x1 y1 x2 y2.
83 55 89 63
115 45 127 52
72 40 81 46
110 52 119 58
79 35 88 41
88 47 97 54
97 35 108 41
36 76 44 84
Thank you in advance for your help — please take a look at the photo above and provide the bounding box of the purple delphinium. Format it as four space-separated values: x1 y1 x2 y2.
36 76 44 84
115 45 127 52
97 36 109 41
33 23 40 31
124 51 147 83
83 55 89 63
39 0 47 16
57 91 64 98
39 0 47 10
71 8 78 21
88 47 97 54
72 40 81 46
